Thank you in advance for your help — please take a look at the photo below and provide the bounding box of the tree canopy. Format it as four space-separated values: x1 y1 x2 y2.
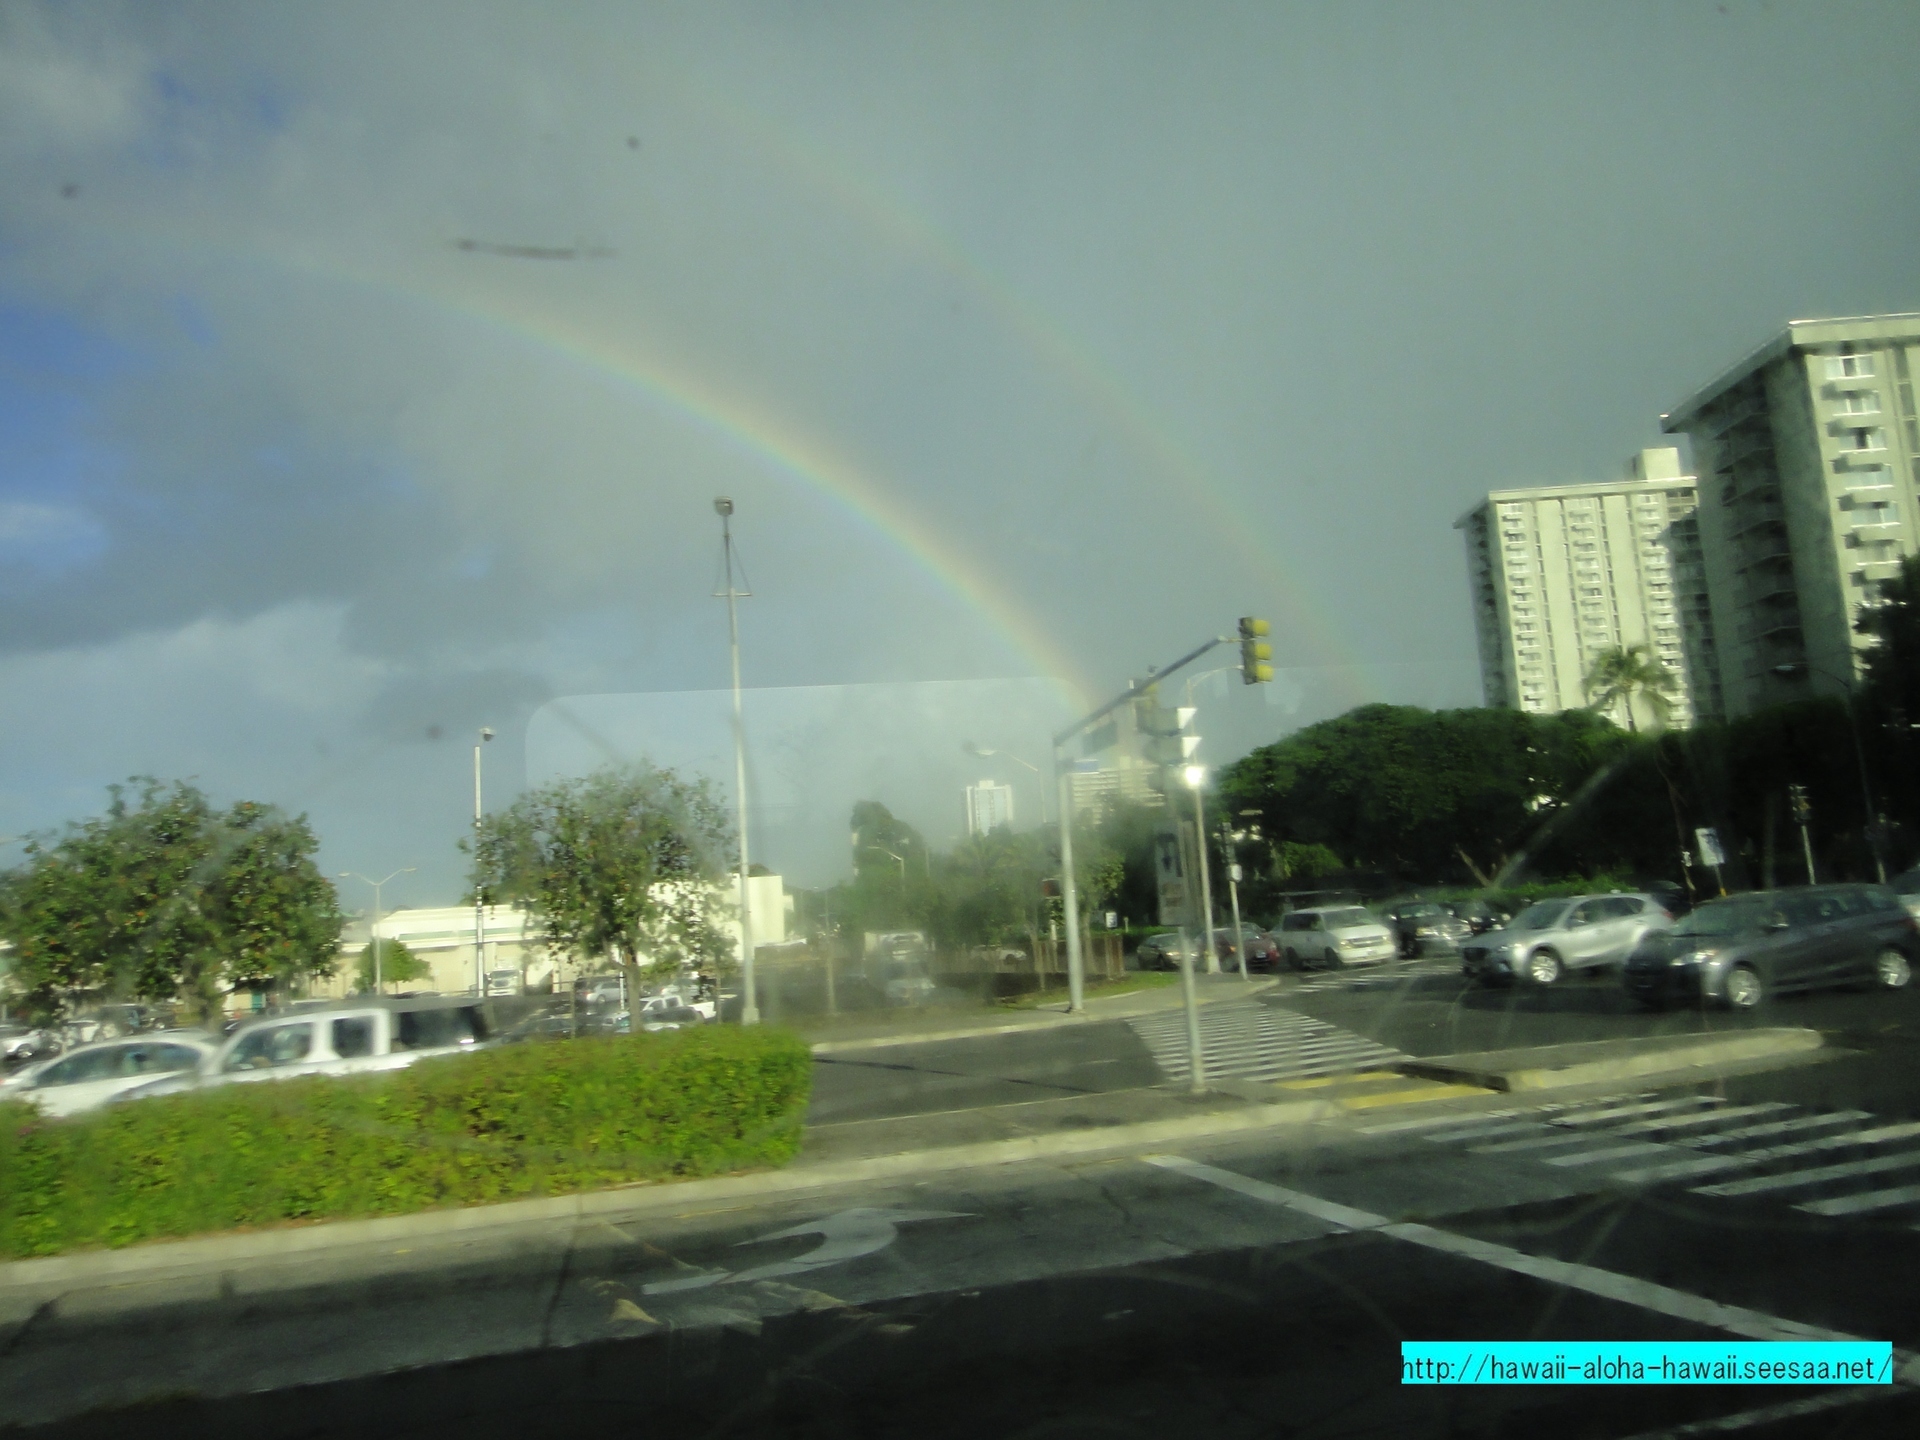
1219 704 1634 885
0 778 342 1022
353 938 431 992
467 762 736 990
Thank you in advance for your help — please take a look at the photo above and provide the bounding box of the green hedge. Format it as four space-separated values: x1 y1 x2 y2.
0 1026 812 1259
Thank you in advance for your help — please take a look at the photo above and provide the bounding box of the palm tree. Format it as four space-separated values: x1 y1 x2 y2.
1583 643 1677 733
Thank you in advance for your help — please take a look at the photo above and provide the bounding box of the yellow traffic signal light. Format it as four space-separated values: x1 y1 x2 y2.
1238 616 1273 684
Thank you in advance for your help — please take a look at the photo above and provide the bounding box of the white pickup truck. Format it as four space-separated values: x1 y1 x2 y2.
117 995 494 1104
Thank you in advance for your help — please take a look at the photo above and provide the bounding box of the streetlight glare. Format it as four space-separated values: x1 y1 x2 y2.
1183 764 1206 788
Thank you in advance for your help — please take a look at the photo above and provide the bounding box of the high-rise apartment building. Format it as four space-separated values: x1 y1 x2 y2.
1457 448 1720 727
964 780 1015 836
1661 314 1920 718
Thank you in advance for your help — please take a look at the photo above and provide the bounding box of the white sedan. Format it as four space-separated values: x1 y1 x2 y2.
0 1034 219 1118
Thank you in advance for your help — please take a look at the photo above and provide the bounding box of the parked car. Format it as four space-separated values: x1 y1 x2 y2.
1381 901 1473 957
1449 899 1511 936
1461 892 1673 986
1134 931 1194 970
1224 927 1281 971
614 1002 707 1033
484 968 519 997
1622 884 1916 1010
1 1023 63 1071
115 995 493 1105
1275 907 1397 969
0 1033 219 1118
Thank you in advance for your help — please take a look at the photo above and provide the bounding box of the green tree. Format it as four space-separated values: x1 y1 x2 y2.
352 938 431 992
0 779 342 1023
467 763 736 1003
1220 704 1632 884
1583 643 1677 733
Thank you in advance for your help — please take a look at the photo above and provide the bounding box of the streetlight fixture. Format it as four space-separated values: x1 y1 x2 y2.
715 498 758 1024
1771 661 1884 881
339 868 415 992
474 727 494 996
864 846 907 885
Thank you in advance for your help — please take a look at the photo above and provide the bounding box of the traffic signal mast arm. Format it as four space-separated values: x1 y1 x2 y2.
1050 621 1272 1023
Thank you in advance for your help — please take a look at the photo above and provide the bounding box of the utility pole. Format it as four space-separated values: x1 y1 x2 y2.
715 499 757 1024
474 727 493 996
1222 818 1250 982
341 869 414 993
1789 784 1816 884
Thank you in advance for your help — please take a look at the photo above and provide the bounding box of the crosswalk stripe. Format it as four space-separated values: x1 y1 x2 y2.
1798 1181 1920 1217
1549 1096 1726 1126
1614 1120 1920 1186
1355 1106 1537 1136
1475 1131 1623 1154
1129 1003 1407 1083
1687 1111 1871 1147
1696 1148 1920 1198
1549 1142 1673 1167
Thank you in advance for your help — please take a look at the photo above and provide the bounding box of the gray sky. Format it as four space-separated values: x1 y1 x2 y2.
3 1 1917 908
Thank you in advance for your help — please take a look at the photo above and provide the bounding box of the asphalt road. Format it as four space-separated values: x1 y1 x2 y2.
13 1094 1920 1440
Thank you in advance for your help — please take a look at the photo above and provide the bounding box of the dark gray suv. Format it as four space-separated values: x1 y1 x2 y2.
1621 884 1917 1010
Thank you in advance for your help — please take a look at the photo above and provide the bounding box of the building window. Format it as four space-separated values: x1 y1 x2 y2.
1828 354 1877 380
1837 392 1883 416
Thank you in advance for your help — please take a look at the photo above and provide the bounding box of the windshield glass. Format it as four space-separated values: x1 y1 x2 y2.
1513 901 1572 930
2 9 1913 1436
1671 899 1772 938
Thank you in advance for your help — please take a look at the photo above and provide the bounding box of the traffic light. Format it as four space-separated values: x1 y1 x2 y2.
1239 617 1273 684
1788 783 1811 826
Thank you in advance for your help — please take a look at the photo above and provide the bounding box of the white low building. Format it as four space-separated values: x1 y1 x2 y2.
317 873 793 997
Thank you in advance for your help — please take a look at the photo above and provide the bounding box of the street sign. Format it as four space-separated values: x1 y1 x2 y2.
1154 828 1192 927
1695 827 1725 868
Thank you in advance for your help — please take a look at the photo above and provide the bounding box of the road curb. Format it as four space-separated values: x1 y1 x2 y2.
0 1093 1344 1295
1396 1027 1825 1093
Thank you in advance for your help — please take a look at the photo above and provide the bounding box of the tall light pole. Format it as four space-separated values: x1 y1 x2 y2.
962 742 1047 824
473 727 494 996
1773 662 1883 881
340 868 414 992
715 498 758 1023
1184 764 1220 975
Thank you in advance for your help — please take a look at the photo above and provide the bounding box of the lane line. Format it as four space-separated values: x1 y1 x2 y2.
1143 1155 1916 1368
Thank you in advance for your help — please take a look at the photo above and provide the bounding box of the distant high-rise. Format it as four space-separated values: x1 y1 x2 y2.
1661 313 1920 718
1456 449 1720 727
965 780 1015 837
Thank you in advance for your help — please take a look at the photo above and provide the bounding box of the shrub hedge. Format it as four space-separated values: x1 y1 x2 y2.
0 1025 812 1259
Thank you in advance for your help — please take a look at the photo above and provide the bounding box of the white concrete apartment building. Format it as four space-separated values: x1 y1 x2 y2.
1457 448 1720 727
964 780 1015 836
1660 313 1920 718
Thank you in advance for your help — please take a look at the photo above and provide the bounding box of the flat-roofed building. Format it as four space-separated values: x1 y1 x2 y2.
1661 313 1920 717
1456 448 1719 727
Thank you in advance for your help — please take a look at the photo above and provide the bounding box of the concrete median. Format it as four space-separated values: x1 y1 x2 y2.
1395 1027 1825 1093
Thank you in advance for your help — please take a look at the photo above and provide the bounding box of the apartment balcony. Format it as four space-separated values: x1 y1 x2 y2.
1722 427 1777 464
1828 408 1883 435
1848 517 1903 539
1728 502 1786 538
1738 537 1795 567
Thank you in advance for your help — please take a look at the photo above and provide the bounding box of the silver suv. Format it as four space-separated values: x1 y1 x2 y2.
1460 892 1673 986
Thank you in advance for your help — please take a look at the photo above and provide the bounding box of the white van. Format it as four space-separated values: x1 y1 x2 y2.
118 996 493 1104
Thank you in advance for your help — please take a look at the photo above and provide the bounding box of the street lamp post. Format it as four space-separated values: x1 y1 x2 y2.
474 727 494 996
340 868 415 992
962 742 1047 824
1219 817 1250 982
1184 764 1219 975
714 498 758 1024
1773 662 1884 882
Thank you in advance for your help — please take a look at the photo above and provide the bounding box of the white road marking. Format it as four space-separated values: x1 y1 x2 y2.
1143 1155 1913 1363
1797 1180 1920 1218
1548 1142 1674 1167
1686 1111 1870 1147
1614 1120 1920 1186
1696 1148 1920 1199
641 1208 970 1294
